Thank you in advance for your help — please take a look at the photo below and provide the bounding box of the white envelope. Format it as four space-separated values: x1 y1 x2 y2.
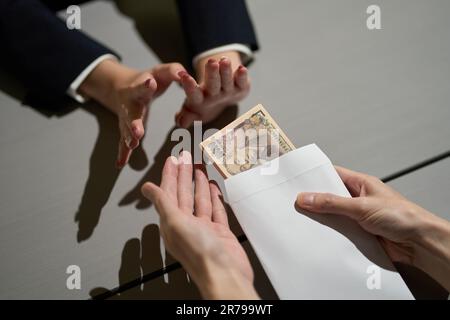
210 144 413 299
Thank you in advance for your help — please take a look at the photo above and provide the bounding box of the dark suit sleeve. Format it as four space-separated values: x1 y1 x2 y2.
0 0 119 107
176 0 259 63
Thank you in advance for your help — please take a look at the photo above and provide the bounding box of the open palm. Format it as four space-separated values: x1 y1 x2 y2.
141 152 253 289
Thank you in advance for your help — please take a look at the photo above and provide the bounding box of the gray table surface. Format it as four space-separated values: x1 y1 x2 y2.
0 0 449 299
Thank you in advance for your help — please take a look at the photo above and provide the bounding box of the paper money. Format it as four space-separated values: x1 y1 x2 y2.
200 104 295 178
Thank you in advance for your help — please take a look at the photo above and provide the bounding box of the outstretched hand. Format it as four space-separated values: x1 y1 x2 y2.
141 151 258 299
175 55 250 128
114 63 186 168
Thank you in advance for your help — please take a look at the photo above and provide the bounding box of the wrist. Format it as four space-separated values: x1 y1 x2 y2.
79 58 137 114
411 207 450 291
414 211 450 265
193 255 259 300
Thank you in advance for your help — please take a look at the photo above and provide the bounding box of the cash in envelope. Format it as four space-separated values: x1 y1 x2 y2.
200 104 295 178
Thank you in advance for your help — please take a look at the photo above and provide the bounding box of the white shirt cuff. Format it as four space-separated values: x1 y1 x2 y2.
67 53 118 103
192 43 254 68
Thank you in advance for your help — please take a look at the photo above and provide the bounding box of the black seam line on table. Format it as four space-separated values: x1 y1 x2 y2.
381 150 450 183
91 234 248 300
92 151 450 300
91 261 182 300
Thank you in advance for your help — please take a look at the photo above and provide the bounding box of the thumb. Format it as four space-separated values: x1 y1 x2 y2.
152 63 186 94
296 192 366 221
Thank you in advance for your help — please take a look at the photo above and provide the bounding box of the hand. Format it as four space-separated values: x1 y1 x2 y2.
296 166 450 291
175 52 250 128
80 59 186 168
113 63 186 168
141 151 259 299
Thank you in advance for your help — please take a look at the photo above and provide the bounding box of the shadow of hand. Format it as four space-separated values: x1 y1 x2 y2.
119 106 239 210
74 104 149 242
90 224 200 299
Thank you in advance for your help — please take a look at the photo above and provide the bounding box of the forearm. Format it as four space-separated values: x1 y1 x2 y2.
413 211 450 291
1 0 118 99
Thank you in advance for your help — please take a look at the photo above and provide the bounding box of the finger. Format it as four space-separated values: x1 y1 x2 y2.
177 107 201 129
154 63 186 82
177 151 194 214
128 115 146 141
335 166 370 196
120 120 140 150
194 165 212 219
179 71 203 105
204 59 220 96
219 57 233 92
118 99 146 142
234 65 250 90
296 192 368 221
126 76 156 141
131 76 157 104
152 63 186 95
210 181 228 225
116 137 132 169
334 166 368 185
160 156 179 202
141 182 178 220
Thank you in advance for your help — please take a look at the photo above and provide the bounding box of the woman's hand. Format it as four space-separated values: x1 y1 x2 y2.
141 151 259 299
175 51 250 128
296 166 450 291
80 59 186 168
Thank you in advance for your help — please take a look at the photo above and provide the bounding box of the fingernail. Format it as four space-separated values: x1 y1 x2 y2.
178 71 187 78
132 126 143 140
207 58 215 64
300 193 315 206
238 65 245 71
169 156 179 165
178 150 192 164
220 56 228 61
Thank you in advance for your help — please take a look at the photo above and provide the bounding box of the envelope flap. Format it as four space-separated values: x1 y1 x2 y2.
225 144 330 203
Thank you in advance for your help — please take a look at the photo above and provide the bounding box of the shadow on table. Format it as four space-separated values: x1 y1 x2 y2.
79 0 242 295
114 0 190 68
90 224 279 300
72 103 121 243
74 102 150 242
0 0 243 296
76 0 189 242
0 65 149 243
1 0 192 243
119 106 238 210
90 224 201 299
395 263 449 300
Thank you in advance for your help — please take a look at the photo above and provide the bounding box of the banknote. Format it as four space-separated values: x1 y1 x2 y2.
200 104 295 178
